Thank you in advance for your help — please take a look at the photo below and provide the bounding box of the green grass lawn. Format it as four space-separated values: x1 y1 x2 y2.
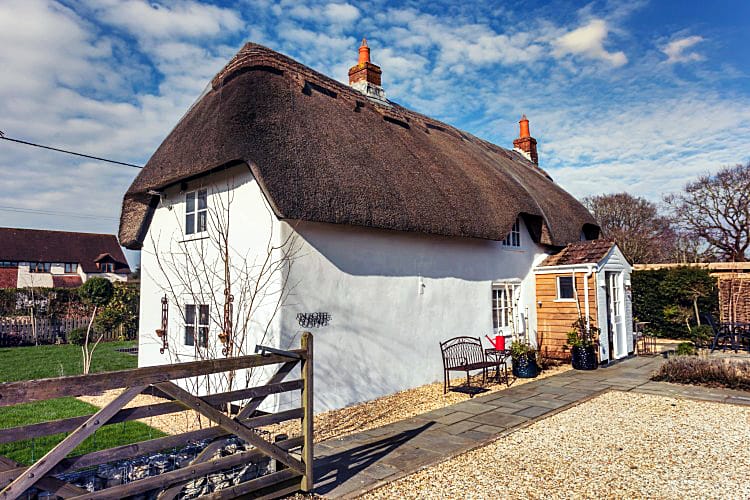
0 341 140 382
0 341 168 465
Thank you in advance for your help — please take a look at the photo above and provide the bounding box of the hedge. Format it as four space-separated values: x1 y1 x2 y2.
631 267 718 339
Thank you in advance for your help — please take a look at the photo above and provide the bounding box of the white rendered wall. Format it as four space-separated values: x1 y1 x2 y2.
278 218 549 412
137 165 285 399
137 165 551 412
16 264 53 288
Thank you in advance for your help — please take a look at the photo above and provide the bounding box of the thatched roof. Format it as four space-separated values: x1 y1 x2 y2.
539 239 617 267
119 43 598 249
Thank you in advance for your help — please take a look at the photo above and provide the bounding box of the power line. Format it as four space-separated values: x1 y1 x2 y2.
0 205 119 221
0 130 143 169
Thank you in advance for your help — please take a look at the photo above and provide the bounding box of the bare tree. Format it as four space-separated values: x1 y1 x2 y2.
665 162 750 262
583 193 676 263
146 174 301 420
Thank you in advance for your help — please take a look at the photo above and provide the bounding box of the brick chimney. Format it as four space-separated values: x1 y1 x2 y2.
348 38 386 102
513 115 538 164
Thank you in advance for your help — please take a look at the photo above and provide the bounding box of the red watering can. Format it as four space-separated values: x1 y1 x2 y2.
485 335 505 351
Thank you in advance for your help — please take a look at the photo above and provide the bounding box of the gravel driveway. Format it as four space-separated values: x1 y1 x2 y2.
362 391 750 499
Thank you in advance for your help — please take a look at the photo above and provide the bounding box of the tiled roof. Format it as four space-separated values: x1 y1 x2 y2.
0 268 17 288
0 228 130 274
52 275 84 288
540 239 616 267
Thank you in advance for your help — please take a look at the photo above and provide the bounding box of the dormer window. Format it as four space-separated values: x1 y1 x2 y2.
98 262 114 273
64 263 77 273
185 189 208 235
502 218 521 247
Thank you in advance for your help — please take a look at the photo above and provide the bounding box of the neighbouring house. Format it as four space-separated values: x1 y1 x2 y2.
0 227 130 289
534 239 634 362
120 41 612 411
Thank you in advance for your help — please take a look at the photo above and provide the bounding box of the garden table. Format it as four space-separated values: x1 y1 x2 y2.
484 348 511 386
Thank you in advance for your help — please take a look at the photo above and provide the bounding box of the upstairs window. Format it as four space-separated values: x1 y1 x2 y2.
185 189 208 235
0 261 18 268
502 218 521 247
64 263 77 273
557 276 576 300
185 304 209 348
29 262 51 273
98 262 114 273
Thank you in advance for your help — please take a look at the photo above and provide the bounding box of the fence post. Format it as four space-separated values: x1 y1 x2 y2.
300 331 314 492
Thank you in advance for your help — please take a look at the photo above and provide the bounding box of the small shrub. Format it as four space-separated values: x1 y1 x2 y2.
652 357 750 391
67 327 87 346
692 325 713 348
675 342 696 356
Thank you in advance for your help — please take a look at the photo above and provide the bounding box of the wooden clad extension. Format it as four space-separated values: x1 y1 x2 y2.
535 272 598 360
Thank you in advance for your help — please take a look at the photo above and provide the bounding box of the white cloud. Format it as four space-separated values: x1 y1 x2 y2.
553 19 627 67
85 0 243 40
662 35 705 64
324 3 360 24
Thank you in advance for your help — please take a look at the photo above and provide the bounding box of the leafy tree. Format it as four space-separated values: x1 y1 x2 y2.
583 193 676 263
95 284 139 340
78 277 114 374
665 162 750 262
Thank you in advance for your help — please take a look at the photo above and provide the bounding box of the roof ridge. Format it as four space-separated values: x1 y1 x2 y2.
0 227 120 238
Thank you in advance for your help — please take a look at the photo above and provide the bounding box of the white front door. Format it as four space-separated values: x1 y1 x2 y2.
607 272 624 359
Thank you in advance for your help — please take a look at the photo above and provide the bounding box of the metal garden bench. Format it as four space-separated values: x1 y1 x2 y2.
440 336 498 394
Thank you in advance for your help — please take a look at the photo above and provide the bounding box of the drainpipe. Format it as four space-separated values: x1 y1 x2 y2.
583 265 596 329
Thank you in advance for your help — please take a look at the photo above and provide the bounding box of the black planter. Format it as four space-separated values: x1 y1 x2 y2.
512 354 539 378
571 345 598 370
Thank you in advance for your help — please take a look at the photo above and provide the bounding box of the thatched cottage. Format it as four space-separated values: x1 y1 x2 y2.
119 41 632 411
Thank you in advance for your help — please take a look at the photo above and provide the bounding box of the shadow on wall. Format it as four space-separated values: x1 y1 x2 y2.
289 220 539 282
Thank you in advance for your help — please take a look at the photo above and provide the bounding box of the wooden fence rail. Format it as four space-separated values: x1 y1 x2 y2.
0 332 314 499
0 317 125 346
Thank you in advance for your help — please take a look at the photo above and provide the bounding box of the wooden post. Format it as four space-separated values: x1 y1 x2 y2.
300 332 314 492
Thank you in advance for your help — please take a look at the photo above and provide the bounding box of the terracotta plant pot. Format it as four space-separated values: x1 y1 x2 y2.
571 345 598 370
512 354 539 378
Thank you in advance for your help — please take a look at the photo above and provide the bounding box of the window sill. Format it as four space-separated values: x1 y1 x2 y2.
554 298 577 303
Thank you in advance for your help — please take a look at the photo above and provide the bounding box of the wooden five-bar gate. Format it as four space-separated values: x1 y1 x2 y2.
0 333 314 499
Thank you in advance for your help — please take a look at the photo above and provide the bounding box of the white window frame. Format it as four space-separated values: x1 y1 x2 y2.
556 275 576 301
501 218 521 247
492 282 520 333
184 303 209 348
185 189 208 236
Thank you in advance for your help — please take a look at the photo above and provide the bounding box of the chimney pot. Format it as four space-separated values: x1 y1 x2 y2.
513 114 538 165
358 38 371 65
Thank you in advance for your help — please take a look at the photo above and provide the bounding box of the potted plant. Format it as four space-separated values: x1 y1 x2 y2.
566 316 599 370
510 340 539 378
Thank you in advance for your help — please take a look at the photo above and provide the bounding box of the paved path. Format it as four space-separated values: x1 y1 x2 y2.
312 354 750 498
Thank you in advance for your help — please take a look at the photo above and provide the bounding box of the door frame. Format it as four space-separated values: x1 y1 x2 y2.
605 271 625 359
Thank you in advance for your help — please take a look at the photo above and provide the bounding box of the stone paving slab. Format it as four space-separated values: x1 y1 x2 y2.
313 353 748 498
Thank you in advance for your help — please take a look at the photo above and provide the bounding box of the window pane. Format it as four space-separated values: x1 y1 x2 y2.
185 304 195 326
197 211 207 233
558 277 575 299
185 214 195 235
186 192 195 213
199 305 209 326
197 189 207 210
185 326 195 346
198 327 209 348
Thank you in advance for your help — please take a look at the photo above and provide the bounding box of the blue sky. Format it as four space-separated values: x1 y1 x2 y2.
1 0 749 267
